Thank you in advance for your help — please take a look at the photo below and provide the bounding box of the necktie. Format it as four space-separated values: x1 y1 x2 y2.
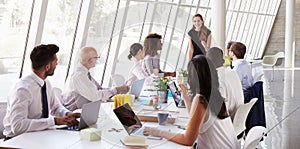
88 72 102 90
41 82 49 118
88 72 92 80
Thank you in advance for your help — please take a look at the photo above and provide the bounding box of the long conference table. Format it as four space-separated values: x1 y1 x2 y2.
0 98 191 149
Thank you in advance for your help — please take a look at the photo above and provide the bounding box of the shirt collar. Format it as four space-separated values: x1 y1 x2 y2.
232 59 244 67
77 63 89 74
30 72 45 87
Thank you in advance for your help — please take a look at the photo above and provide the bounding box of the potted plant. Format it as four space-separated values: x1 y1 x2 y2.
153 76 171 103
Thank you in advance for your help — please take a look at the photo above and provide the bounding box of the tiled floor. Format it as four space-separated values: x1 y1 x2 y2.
252 62 300 149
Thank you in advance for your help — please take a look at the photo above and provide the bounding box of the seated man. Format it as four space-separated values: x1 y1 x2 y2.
62 47 129 111
229 42 254 90
3 44 80 140
206 47 244 120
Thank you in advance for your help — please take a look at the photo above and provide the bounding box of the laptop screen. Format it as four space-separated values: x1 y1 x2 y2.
78 100 101 130
113 103 142 134
168 81 181 106
129 79 145 98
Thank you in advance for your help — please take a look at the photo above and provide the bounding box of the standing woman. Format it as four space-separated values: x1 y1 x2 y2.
126 43 148 86
142 33 163 75
188 14 212 60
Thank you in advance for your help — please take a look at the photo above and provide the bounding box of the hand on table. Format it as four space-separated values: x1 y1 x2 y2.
54 112 81 126
116 85 130 94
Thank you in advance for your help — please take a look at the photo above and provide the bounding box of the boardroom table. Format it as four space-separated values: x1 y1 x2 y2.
0 98 191 149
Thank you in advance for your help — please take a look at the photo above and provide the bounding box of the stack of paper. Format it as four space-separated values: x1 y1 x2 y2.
121 136 148 147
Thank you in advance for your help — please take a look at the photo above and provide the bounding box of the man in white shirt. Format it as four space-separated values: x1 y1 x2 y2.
62 47 129 111
229 42 254 90
3 44 80 140
206 47 244 120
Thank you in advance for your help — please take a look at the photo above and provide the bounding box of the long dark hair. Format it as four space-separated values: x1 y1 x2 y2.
128 43 143 60
144 33 162 57
187 55 228 119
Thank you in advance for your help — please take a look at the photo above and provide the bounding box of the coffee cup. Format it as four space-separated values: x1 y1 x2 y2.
157 112 169 125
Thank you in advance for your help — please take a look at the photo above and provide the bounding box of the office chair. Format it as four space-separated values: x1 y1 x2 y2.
233 98 258 139
243 126 266 149
111 74 126 86
262 52 284 81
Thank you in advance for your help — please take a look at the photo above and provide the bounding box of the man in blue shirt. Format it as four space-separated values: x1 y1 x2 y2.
229 42 254 90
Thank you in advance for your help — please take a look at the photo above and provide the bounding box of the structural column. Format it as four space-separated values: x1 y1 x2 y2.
285 0 295 68
210 0 226 51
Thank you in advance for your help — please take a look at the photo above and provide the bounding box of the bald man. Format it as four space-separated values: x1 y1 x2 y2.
62 47 129 111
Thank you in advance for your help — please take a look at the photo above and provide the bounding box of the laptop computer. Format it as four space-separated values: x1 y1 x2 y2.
168 81 186 108
57 100 101 131
129 79 145 98
113 103 161 139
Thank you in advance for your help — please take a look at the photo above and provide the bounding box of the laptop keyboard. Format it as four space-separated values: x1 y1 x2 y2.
132 127 146 136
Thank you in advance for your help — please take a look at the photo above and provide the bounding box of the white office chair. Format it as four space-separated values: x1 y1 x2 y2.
233 98 258 139
0 101 7 139
243 126 266 149
253 71 264 82
111 74 125 86
262 52 284 81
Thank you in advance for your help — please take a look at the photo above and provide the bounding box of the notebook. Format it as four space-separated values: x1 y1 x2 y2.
129 79 145 98
57 100 101 131
168 81 186 108
113 103 161 139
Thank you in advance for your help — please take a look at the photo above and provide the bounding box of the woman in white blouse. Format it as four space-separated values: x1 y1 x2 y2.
126 43 148 86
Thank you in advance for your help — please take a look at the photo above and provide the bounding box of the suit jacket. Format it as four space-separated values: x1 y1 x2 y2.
243 81 266 135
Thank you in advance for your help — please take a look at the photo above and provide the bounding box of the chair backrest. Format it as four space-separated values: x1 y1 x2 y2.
262 55 277 66
253 71 264 82
111 74 125 86
274 52 284 66
262 51 284 67
0 101 7 139
243 126 266 149
275 52 284 58
233 98 258 137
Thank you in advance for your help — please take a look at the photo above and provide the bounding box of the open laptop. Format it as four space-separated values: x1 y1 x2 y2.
57 100 101 131
113 103 161 139
168 81 186 108
129 79 145 98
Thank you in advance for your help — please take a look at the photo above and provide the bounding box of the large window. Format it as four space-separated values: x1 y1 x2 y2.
40 0 81 88
0 0 282 99
0 1 32 100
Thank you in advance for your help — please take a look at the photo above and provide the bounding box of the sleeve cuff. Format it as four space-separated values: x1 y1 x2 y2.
111 87 117 95
48 116 55 126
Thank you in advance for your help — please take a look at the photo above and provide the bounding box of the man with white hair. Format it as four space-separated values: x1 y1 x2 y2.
62 47 129 111
206 47 244 121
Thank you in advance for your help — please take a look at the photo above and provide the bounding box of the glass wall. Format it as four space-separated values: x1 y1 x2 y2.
0 0 282 99
0 0 32 99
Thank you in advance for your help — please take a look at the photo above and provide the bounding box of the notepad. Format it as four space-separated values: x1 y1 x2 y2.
120 136 148 146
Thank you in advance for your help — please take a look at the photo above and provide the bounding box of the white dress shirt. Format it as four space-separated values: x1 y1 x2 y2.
231 59 254 90
217 66 244 120
126 58 149 86
62 64 116 111
3 72 69 138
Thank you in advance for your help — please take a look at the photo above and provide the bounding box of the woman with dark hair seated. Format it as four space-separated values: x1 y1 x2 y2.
144 55 239 148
